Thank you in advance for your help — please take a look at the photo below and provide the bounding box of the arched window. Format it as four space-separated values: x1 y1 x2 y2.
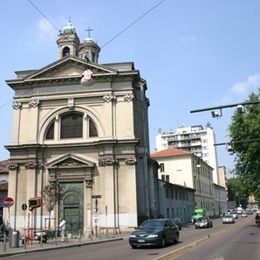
89 118 98 137
62 47 70 57
45 120 54 140
61 112 83 139
44 112 98 141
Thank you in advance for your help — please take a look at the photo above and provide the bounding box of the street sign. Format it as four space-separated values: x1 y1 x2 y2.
92 195 102 199
3 197 14 207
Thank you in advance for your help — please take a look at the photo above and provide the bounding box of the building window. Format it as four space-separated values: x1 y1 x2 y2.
44 111 98 141
165 187 169 198
89 118 98 137
62 46 70 57
160 163 165 172
166 175 170 182
161 174 165 181
61 112 83 138
45 120 54 140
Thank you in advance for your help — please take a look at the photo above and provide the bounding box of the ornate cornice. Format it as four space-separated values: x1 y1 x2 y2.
98 157 118 167
25 161 38 169
28 99 40 108
12 101 22 110
103 94 117 103
123 93 134 102
125 157 137 165
8 163 19 170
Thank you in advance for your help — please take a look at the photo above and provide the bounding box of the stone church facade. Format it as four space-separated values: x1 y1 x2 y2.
5 21 159 235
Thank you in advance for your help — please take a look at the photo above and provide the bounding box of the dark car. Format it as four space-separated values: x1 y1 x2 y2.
172 218 182 230
129 218 179 249
195 216 213 229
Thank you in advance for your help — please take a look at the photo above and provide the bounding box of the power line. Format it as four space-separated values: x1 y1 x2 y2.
28 0 60 31
101 0 167 48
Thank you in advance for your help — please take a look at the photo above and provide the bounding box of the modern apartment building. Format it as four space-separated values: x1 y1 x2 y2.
155 124 219 184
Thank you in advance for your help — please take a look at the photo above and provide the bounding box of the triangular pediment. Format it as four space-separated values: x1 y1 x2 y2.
46 153 95 169
25 56 117 80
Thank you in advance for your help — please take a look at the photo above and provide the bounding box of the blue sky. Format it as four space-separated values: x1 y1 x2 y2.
1 0 260 174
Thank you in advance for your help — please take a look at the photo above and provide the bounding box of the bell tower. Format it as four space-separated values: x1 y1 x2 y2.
78 27 100 63
57 19 80 59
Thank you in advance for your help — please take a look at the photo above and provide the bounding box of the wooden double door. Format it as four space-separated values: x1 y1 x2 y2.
59 182 84 235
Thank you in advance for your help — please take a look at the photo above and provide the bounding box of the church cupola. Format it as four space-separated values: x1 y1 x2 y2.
78 28 100 63
57 19 80 59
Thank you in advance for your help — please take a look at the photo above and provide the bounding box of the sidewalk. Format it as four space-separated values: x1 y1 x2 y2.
0 232 129 257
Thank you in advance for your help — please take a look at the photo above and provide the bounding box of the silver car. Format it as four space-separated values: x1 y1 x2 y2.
222 214 235 224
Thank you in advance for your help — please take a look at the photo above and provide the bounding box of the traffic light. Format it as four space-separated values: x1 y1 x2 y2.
28 197 42 210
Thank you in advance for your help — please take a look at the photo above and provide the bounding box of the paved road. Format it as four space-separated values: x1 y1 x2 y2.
1 215 256 260
175 216 260 260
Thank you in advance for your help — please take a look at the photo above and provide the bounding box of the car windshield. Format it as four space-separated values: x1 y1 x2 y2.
141 220 164 229
197 217 207 222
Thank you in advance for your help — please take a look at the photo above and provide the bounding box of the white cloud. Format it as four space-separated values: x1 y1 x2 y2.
231 73 260 95
37 18 56 41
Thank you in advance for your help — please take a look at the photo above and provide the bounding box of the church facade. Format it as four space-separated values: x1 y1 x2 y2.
5 21 159 235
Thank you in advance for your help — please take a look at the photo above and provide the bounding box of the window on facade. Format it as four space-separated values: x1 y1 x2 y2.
89 118 98 137
45 120 54 140
61 112 83 138
62 47 70 57
161 174 165 181
45 112 99 141
166 175 170 182
160 163 165 172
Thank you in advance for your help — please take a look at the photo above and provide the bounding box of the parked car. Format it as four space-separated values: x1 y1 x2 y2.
129 218 179 249
172 218 182 230
241 211 248 218
222 214 235 224
192 208 206 223
194 217 213 229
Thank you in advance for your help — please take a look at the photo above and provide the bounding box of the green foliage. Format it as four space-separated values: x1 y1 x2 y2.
226 177 248 207
228 90 260 197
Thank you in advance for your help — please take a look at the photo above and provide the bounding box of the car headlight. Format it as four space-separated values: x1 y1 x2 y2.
129 234 136 238
147 234 159 238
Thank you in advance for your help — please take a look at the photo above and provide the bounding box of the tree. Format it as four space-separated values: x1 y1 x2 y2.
42 182 63 230
226 177 248 208
228 90 260 196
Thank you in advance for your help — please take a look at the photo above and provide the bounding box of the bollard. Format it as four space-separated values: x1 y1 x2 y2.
78 230 81 243
3 233 7 252
66 231 68 244
40 231 43 247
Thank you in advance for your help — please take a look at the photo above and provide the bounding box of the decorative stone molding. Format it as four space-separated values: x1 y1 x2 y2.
103 94 117 103
68 98 74 109
125 157 137 165
8 163 19 170
85 178 94 188
25 161 37 169
123 93 134 102
28 99 40 108
98 157 118 167
12 101 22 110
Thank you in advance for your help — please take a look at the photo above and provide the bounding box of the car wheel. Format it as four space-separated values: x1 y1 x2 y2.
131 244 137 249
160 237 166 248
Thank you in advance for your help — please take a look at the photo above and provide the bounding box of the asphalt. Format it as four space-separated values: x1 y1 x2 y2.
0 232 127 258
